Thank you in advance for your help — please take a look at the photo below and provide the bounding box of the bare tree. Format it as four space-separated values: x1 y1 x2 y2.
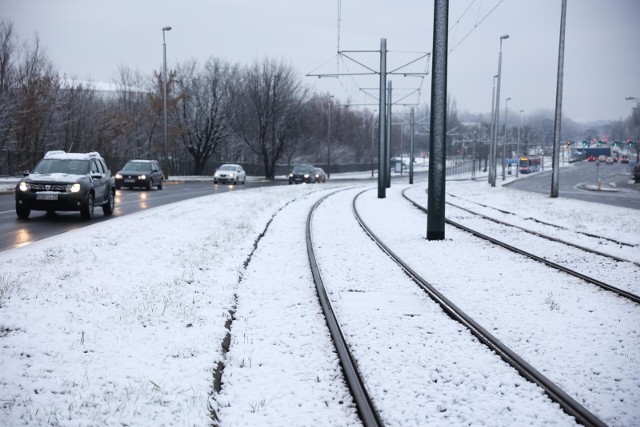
0 20 18 173
228 58 309 179
13 35 61 167
171 58 235 175
111 65 159 162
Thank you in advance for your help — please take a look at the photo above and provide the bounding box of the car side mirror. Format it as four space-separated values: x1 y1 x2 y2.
22 170 30 176
90 172 103 179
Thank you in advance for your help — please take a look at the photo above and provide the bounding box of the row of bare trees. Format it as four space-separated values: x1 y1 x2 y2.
0 20 381 178
2 18 637 178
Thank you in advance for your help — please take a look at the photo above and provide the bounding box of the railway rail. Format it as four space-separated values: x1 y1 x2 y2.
306 187 610 426
402 187 640 304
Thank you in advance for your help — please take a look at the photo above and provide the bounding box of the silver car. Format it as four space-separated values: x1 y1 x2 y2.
214 164 246 184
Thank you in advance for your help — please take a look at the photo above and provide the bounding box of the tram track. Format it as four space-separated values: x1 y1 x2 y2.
402 187 640 304
446 192 638 249
306 187 609 426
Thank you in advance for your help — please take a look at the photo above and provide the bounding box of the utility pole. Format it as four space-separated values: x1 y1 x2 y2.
386 80 392 188
551 0 567 198
378 38 387 198
427 0 448 241
488 74 497 184
409 107 415 184
162 26 172 179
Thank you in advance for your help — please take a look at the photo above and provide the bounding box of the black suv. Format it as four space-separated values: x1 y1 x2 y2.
288 164 317 184
15 150 116 220
115 159 164 190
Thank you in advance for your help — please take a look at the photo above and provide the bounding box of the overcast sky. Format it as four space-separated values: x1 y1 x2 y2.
2 0 639 123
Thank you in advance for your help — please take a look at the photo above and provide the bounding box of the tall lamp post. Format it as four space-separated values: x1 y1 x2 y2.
488 74 498 183
502 97 511 180
626 97 640 162
327 95 334 179
491 34 509 187
370 110 377 177
162 26 172 179
516 109 524 177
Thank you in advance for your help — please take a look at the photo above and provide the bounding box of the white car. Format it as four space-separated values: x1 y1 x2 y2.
214 164 246 185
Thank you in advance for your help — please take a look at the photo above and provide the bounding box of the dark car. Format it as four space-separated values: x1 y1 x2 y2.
288 164 317 184
634 163 640 183
15 150 115 220
314 167 327 183
115 160 164 190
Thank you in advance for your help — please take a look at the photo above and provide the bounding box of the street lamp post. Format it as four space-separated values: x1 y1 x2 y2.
502 97 511 180
488 74 498 182
626 96 640 105
371 110 377 177
491 34 509 186
517 109 523 177
327 95 333 179
162 26 172 179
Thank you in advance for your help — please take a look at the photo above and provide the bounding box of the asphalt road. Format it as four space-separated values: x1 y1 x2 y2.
0 180 283 252
506 160 640 210
2 163 637 252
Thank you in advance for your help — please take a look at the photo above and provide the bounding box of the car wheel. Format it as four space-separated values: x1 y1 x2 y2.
16 203 30 219
158 179 163 190
81 193 95 220
103 190 114 215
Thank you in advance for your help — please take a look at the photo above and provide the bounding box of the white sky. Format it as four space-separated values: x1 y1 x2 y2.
2 0 639 122
1 170 639 425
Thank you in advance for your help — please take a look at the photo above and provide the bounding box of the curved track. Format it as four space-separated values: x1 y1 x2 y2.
306 187 614 426
402 188 640 304
306 189 383 427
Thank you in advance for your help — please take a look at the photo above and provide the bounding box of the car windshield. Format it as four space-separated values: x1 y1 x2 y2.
219 165 237 171
33 159 90 175
123 162 152 172
292 166 311 173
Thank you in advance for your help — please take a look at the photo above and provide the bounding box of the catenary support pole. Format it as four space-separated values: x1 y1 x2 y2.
551 0 567 198
427 0 448 241
378 39 387 198
410 107 415 184
386 80 392 188
488 75 497 184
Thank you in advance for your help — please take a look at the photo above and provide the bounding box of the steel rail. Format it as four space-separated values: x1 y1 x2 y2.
446 198 639 266
447 192 637 248
306 190 383 427
403 189 640 305
353 189 606 427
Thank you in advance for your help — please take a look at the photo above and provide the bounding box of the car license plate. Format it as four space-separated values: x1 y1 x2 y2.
36 193 58 201
125 179 135 183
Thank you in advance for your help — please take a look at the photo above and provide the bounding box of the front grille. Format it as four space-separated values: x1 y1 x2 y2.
31 183 67 192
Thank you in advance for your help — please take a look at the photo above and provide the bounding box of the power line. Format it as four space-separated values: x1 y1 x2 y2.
449 0 505 54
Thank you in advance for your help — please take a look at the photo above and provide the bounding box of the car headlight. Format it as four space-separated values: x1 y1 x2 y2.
18 182 30 192
139 174 147 180
115 173 122 179
289 173 293 178
68 183 82 193
214 172 220 178
304 174 309 178
229 173 235 178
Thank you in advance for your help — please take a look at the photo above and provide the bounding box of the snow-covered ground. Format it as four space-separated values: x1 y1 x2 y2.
1 170 639 426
